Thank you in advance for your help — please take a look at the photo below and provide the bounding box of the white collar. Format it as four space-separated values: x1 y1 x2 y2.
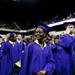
9 40 16 46
34 39 47 48
69 34 75 37
17 39 21 43
0 44 1 47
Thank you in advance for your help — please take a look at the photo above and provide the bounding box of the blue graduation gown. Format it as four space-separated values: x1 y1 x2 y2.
59 34 73 50
70 38 75 75
19 42 55 75
59 34 75 75
0 41 21 75
51 44 71 75
16 41 25 59
0 44 3 71
0 41 11 75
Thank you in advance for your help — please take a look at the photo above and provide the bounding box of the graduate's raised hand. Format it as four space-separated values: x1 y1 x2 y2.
37 70 46 75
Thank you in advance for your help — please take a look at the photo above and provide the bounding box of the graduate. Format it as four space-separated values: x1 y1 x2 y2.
19 22 55 75
59 22 75 52
16 34 25 70
59 22 75 75
16 34 25 55
51 35 72 75
0 32 21 75
65 22 75 75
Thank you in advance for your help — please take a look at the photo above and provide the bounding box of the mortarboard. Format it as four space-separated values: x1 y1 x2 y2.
36 22 50 35
10 32 16 37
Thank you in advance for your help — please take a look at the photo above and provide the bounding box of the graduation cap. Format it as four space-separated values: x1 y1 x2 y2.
10 32 16 37
36 22 50 35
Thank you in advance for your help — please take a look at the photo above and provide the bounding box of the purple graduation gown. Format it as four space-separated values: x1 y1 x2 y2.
0 41 21 75
70 37 75 75
59 34 74 75
16 41 25 59
19 42 55 75
51 44 71 75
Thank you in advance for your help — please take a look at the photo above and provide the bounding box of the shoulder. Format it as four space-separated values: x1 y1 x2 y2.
27 42 35 47
25 42 36 50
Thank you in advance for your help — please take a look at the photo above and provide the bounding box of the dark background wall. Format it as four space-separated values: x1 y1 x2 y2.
0 0 75 29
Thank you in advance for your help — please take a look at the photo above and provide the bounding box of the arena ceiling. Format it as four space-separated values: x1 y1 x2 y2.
0 0 75 30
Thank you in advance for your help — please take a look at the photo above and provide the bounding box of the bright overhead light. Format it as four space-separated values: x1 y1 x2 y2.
48 18 75 27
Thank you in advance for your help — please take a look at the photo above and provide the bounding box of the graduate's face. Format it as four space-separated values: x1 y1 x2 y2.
53 35 59 44
17 34 22 40
54 38 59 44
69 25 75 33
35 28 46 40
9 35 17 42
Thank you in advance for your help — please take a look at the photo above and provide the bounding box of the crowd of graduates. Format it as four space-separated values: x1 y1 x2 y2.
0 21 75 75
